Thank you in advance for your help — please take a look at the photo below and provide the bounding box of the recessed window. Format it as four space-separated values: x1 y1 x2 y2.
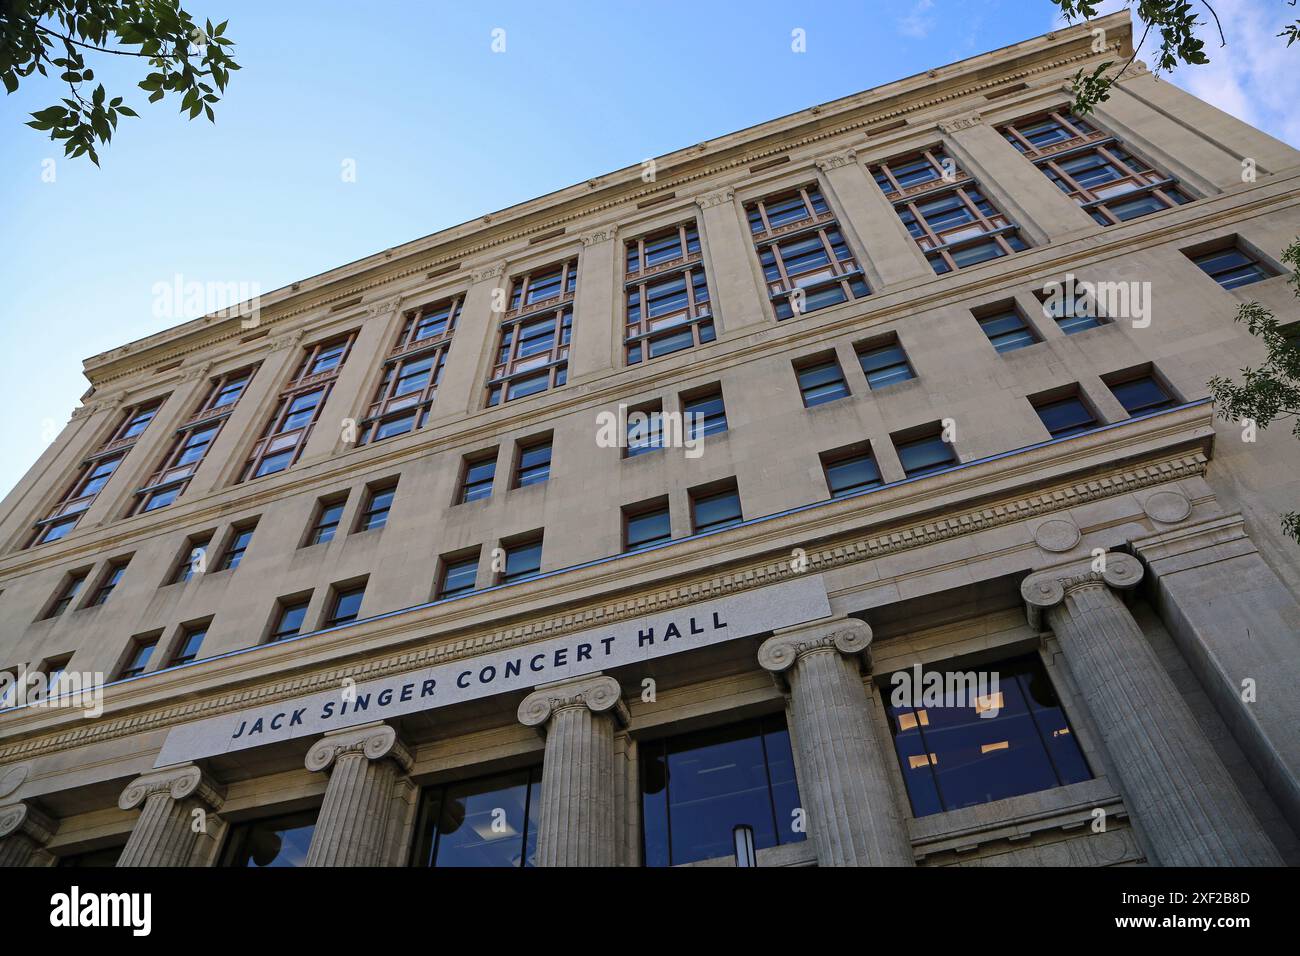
856 336 916 389
1031 391 1098 438
624 499 672 552
357 482 397 532
975 304 1039 353
38 656 72 699
886 654 1091 817
1105 370 1177 416
1188 245 1273 290
625 403 664 458
170 624 208 666
458 452 497 504
118 636 157 679
221 809 319 868
821 446 883 498
269 597 311 642
682 387 728 440
46 570 88 618
0 667 20 708
795 356 850 407
360 297 460 445
88 560 129 607
1038 283 1105 334
486 260 576 406
690 482 742 534
412 768 541 867
625 223 714 365
894 428 957 478
216 523 257 572
500 535 543 584
437 551 480 599
641 714 804 867
170 532 213 584
326 584 366 627
513 437 552 488
306 497 347 547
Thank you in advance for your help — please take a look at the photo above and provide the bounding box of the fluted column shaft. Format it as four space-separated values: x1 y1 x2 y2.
0 803 55 867
519 674 626 867
304 723 411 867
117 764 224 867
760 619 914 867
1024 554 1281 866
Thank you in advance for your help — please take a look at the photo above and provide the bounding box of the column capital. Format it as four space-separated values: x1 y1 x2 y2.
518 674 627 730
759 617 873 675
0 802 55 844
470 261 507 284
305 722 412 774
579 224 618 246
364 294 403 320
118 762 224 812
693 186 735 209
939 112 984 133
268 327 306 352
1021 552 1144 628
815 149 859 171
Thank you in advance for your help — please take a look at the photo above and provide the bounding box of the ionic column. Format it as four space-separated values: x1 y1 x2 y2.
759 618 913 867
117 763 225 867
1022 553 1281 866
303 722 412 867
0 803 56 867
518 674 627 867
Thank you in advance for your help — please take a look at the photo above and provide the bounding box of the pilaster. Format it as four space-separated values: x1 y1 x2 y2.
694 188 769 334
569 226 620 380
428 263 506 424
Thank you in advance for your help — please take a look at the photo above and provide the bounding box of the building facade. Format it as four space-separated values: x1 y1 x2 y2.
1 13 1298 868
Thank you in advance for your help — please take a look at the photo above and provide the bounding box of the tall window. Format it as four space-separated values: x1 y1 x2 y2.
486 260 576 407
170 532 213 584
624 223 714 364
305 496 347 546
169 624 207 666
360 296 461 444
118 636 157 679
133 367 256 514
682 387 728 440
872 147 1027 274
746 184 870 319
513 437 552 488
269 597 310 642
624 499 672 552
886 655 1091 817
690 482 742 534
31 398 163 546
326 583 366 627
221 810 318 867
856 336 916 389
457 452 497 504
216 522 257 572
88 560 129 607
46 571 88 618
412 768 541 867
357 482 397 532
437 550 480 599
241 333 355 481
499 534 543 584
641 715 804 867
1000 110 1190 226
624 402 663 458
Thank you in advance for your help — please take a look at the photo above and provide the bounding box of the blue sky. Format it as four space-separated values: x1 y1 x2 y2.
1 0 1296 500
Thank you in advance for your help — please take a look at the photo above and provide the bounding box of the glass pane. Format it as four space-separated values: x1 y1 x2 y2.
223 810 318 867
418 769 538 867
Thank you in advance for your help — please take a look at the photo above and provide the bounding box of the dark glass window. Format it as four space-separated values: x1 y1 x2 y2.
896 432 957 477
977 307 1038 353
514 439 552 487
360 297 459 445
501 537 543 584
459 454 496 503
625 503 671 551
487 261 575 406
823 450 883 497
796 358 850 407
217 525 255 572
412 768 541 867
170 626 207 666
641 714 804 867
89 562 127 606
221 810 318 867
683 389 727 440
626 407 663 458
358 484 396 532
119 639 156 679
857 340 915 389
47 572 87 618
691 485 742 534
57 845 124 867
886 655 1091 817
1040 287 1104 334
270 599 309 642
1034 395 1097 437
327 585 365 627
307 499 346 546
1191 247 1271 290
438 553 479 598
624 223 713 365
1108 375 1176 415
171 534 213 584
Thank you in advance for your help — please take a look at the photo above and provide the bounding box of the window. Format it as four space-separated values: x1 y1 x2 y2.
216 523 257 572
170 624 207 666
133 367 256 513
0 668 19 709
625 402 664 458
513 437 552 488
1000 110 1190 226
357 482 397 532
360 296 461 444
499 534 543 584
88 560 128 607
437 551 480 599
306 497 347 546
1105 370 1177 416
221 809 318 868
486 260 576 407
326 584 366 627
822 446 883 498
1032 391 1098 438
118 637 157 679
46 571 88 618
57 845 125 868
856 336 916 389
795 356 850 407
240 333 355 481
269 598 310 642
872 148 1027 274
1038 283 1105 335
641 714 804 867
1189 245 1273 290
170 532 213 584
895 428 957 477
886 654 1091 817
412 768 541 867
682 387 727 440
39 656 72 699
690 482 742 534
746 184 870 320
976 304 1039 353
624 223 714 364
624 499 672 551
458 452 497 504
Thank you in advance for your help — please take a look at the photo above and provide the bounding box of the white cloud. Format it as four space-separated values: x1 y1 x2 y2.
898 0 937 39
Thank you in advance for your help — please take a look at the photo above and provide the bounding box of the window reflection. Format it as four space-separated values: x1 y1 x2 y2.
221 809 318 867
412 767 541 867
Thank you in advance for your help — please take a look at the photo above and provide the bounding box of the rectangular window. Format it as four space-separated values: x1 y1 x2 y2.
458 452 497 504
306 496 347 547
269 597 311 642
1000 110 1190 226
500 534 543 584
412 768 541 867
216 522 257 572
690 482 742 534
886 654 1091 817
641 714 804 867
437 550 480 599
795 355 850 407
746 184 870 320
170 532 213 584
1189 246 1273 290
624 499 672 551
89 560 129 607
821 446 883 498
170 624 207 666
894 428 957 477
513 437 552 488
976 304 1039 353
39 656 72 699
1105 370 1177 416
856 336 916 389
624 223 714 365
486 260 576 407
357 482 397 532
682 387 728 440
241 333 356 481
1031 390 1098 438
118 636 157 679
625 402 664 458
46 571 88 618
326 584 366 627
872 148 1027 274
221 810 319 868
1038 283 1106 335
360 296 461 444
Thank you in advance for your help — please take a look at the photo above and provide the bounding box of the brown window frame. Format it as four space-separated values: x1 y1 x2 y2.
623 222 714 365
360 296 462 445
485 260 577 407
